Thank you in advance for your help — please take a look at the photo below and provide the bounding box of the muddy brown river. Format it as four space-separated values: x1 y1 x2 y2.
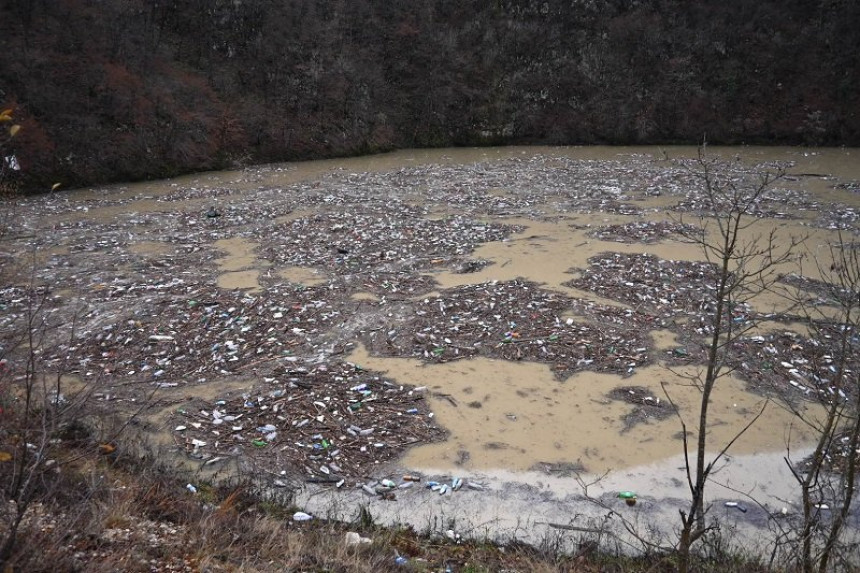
140 147 852 472
4 145 859 552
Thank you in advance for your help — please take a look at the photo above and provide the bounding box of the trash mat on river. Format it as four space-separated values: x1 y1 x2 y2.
169 360 446 486
582 220 699 244
359 279 656 379
5 150 859 491
606 385 674 432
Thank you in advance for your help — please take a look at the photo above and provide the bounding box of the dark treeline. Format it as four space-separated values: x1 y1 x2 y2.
1 0 858 191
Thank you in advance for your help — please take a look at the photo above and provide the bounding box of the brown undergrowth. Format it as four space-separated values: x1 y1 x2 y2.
0 432 777 573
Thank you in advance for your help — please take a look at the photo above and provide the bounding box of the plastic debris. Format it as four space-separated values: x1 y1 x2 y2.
584 220 699 244
166 360 445 485
362 278 655 379
8 150 857 501
345 531 372 546
724 501 748 513
617 490 637 506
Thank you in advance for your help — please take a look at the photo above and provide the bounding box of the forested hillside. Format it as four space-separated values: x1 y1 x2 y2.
1 0 858 191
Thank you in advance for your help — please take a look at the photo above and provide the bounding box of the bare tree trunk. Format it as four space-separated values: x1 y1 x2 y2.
782 231 860 572
672 146 796 571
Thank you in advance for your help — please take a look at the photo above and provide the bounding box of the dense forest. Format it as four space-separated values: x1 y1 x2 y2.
1 0 858 191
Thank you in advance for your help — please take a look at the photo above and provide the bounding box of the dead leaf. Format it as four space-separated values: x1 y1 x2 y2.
98 443 116 455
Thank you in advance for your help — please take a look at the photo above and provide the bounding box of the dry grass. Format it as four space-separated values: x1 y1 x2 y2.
0 430 778 572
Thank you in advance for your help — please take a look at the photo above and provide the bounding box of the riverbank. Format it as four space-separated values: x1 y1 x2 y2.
1 441 772 572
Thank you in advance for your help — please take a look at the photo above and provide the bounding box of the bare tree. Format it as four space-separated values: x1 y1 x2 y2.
778 234 860 572
667 147 803 572
0 113 141 566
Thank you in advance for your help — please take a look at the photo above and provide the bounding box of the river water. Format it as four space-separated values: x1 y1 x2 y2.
94 145 858 472
15 145 860 550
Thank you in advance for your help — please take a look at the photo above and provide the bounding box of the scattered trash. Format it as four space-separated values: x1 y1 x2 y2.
584 220 698 244
168 360 445 483
362 279 654 379
292 511 313 521
8 150 858 502
565 252 723 319
607 386 672 431
345 531 372 546
724 501 748 513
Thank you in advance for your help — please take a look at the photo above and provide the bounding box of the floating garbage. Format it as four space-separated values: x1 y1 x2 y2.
9 148 859 501
585 220 699 244
565 252 723 319
724 501 748 513
169 360 445 483
361 278 654 378
617 491 638 506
